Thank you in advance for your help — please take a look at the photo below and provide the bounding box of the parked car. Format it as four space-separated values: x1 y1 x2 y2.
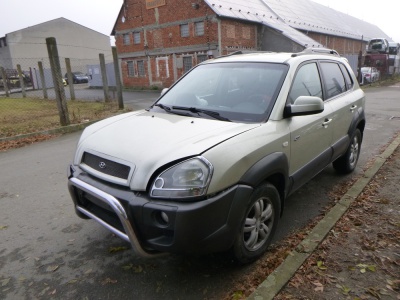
361 67 380 84
64 71 89 84
68 48 366 263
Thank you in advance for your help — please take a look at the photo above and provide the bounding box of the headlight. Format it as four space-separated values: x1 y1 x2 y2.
150 157 213 199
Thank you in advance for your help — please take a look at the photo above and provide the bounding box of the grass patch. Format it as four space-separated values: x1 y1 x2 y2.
0 97 127 138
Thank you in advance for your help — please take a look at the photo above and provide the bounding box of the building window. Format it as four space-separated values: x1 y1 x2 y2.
197 54 208 64
183 56 193 73
123 33 131 45
133 32 141 44
195 22 204 36
137 60 145 76
180 24 189 37
127 61 135 77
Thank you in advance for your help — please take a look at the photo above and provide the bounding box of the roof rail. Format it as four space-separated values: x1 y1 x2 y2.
292 48 340 57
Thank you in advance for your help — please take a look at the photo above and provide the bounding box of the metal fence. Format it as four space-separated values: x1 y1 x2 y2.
0 39 125 137
0 55 117 101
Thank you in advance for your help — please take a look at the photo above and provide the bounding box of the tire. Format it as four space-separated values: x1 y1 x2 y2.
333 128 362 174
232 183 280 264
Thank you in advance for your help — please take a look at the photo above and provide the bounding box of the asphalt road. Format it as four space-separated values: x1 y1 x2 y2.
1 85 399 299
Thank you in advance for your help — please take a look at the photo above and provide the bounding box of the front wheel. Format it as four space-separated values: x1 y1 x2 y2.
333 129 362 174
232 183 281 264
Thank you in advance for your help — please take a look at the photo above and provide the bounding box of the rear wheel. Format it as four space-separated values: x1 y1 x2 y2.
232 183 280 264
333 129 362 174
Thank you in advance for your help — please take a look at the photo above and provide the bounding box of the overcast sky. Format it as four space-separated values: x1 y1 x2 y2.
1 0 399 43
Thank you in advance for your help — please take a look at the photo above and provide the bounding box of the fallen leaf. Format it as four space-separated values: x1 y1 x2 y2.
122 264 133 270
101 278 117 285
366 287 381 298
312 281 324 292
108 246 128 253
46 265 60 272
1 278 10 287
133 265 143 273
38 287 50 297
68 279 79 284
336 284 351 295
317 261 327 270
0 225 8 230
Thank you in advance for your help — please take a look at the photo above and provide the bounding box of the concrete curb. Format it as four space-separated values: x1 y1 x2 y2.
247 133 400 300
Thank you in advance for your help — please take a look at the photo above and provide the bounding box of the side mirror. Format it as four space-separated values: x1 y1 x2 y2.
285 96 324 117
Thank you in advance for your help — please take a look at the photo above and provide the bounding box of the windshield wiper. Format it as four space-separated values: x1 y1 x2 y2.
172 106 231 122
153 103 192 117
153 103 171 112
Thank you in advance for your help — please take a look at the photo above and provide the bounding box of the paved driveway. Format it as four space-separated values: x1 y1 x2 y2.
1 85 399 299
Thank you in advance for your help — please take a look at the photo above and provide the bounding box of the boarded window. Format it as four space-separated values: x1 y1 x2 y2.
180 24 189 37
133 32 141 44
127 61 135 77
197 54 208 64
226 25 235 39
123 33 130 45
137 60 145 76
242 27 251 39
195 22 204 36
183 56 193 73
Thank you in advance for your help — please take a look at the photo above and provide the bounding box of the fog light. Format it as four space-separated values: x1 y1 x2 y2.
160 211 169 224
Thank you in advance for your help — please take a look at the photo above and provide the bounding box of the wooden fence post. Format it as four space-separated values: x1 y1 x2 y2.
38 61 48 99
0 67 10 97
46 37 70 126
65 58 75 100
17 64 26 98
112 47 124 109
99 53 110 102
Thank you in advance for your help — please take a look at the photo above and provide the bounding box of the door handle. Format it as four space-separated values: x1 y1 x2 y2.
322 118 332 127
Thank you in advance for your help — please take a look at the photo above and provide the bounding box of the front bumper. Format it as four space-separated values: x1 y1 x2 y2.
68 166 253 257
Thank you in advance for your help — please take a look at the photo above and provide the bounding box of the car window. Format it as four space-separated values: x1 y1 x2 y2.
320 62 346 99
288 62 322 104
339 64 353 89
156 62 288 123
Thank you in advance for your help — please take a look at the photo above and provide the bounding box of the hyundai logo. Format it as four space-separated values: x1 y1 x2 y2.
99 162 106 169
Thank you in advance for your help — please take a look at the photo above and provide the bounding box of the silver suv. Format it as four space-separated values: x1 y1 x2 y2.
68 49 365 263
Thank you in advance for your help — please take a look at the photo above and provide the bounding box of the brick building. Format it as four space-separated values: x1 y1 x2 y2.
111 0 391 88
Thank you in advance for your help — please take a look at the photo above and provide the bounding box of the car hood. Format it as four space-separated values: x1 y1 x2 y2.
75 110 260 190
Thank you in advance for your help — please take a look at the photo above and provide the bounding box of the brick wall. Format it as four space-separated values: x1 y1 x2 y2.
219 19 258 55
114 0 367 88
114 0 220 88
307 32 366 55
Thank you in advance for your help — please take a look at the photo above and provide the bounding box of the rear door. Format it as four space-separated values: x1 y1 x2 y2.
320 61 363 160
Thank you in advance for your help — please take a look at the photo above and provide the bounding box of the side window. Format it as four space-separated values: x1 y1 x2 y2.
339 64 354 89
320 62 346 99
288 63 322 104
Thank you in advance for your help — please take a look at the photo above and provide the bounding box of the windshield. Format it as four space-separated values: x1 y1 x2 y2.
153 62 288 123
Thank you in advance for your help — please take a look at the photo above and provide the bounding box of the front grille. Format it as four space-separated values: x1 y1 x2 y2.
82 152 131 180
